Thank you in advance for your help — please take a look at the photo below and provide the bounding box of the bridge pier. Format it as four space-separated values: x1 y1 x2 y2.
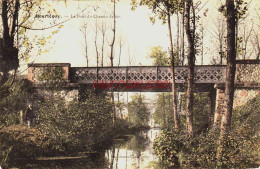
213 85 260 128
213 88 225 128
209 89 216 128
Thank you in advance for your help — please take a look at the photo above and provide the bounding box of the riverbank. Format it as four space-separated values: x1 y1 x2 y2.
0 127 159 169
0 120 150 168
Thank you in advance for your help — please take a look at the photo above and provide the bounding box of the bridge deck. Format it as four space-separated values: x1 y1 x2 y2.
28 60 260 92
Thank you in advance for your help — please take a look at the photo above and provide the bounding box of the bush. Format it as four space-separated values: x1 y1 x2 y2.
153 129 182 167
0 125 50 167
0 78 32 128
36 91 113 154
154 94 260 168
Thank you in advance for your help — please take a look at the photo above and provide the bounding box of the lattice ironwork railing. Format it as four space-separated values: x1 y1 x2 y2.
69 66 226 84
236 63 260 83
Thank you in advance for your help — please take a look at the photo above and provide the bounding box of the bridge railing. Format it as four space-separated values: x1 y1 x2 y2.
69 65 226 84
235 60 260 84
27 60 259 86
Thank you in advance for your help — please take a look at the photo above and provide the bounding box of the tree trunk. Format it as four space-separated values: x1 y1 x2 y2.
235 18 238 59
201 26 204 65
177 13 180 63
94 22 99 67
110 0 116 122
182 8 185 66
101 32 105 67
167 12 179 130
86 42 89 67
216 0 236 166
0 0 20 85
220 43 223 65
255 34 260 60
184 0 195 137
162 92 166 126
84 30 89 67
110 0 116 67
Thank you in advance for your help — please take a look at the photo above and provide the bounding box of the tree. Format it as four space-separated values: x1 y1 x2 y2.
94 20 100 67
116 36 125 119
149 46 170 66
252 29 260 60
149 47 174 128
210 16 226 65
153 93 174 128
254 9 260 59
132 0 183 130
180 6 186 66
80 22 89 67
184 0 196 137
117 36 125 67
219 0 249 58
0 0 20 85
240 22 254 59
127 94 150 126
110 0 117 123
216 0 237 165
233 0 249 57
198 10 208 65
99 21 108 67
0 0 67 85
110 0 116 67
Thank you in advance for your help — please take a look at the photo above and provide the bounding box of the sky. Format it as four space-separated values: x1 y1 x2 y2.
20 0 260 72
27 0 171 67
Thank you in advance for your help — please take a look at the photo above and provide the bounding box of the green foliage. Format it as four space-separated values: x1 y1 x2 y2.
0 78 32 128
131 0 183 24
149 46 179 66
153 93 174 128
227 94 260 168
236 36 244 57
181 92 210 133
218 0 248 22
145 161 167 169
0 125 49 166
0 1 64 68
36 91 113 153
149 46 170 66
154 92 210 131
153 129 182 167
127 94 150 126
37 67 65 86
38 67 64 82
154 94 260 168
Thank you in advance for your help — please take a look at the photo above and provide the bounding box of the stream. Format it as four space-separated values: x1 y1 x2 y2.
10 128 161 169
106 128 160 169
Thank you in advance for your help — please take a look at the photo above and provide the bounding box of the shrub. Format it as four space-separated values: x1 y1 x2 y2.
36 91 113 153
154 94 260 168
0 78 32 128
153 129 183 167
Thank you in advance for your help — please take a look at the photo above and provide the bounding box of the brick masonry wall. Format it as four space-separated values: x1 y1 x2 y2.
27 63 70 85
233 89 260 108
35 89 79 103
213 88 259 127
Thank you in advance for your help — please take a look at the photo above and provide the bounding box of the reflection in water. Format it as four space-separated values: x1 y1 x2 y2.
106 128 160 169
7 129 160 169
